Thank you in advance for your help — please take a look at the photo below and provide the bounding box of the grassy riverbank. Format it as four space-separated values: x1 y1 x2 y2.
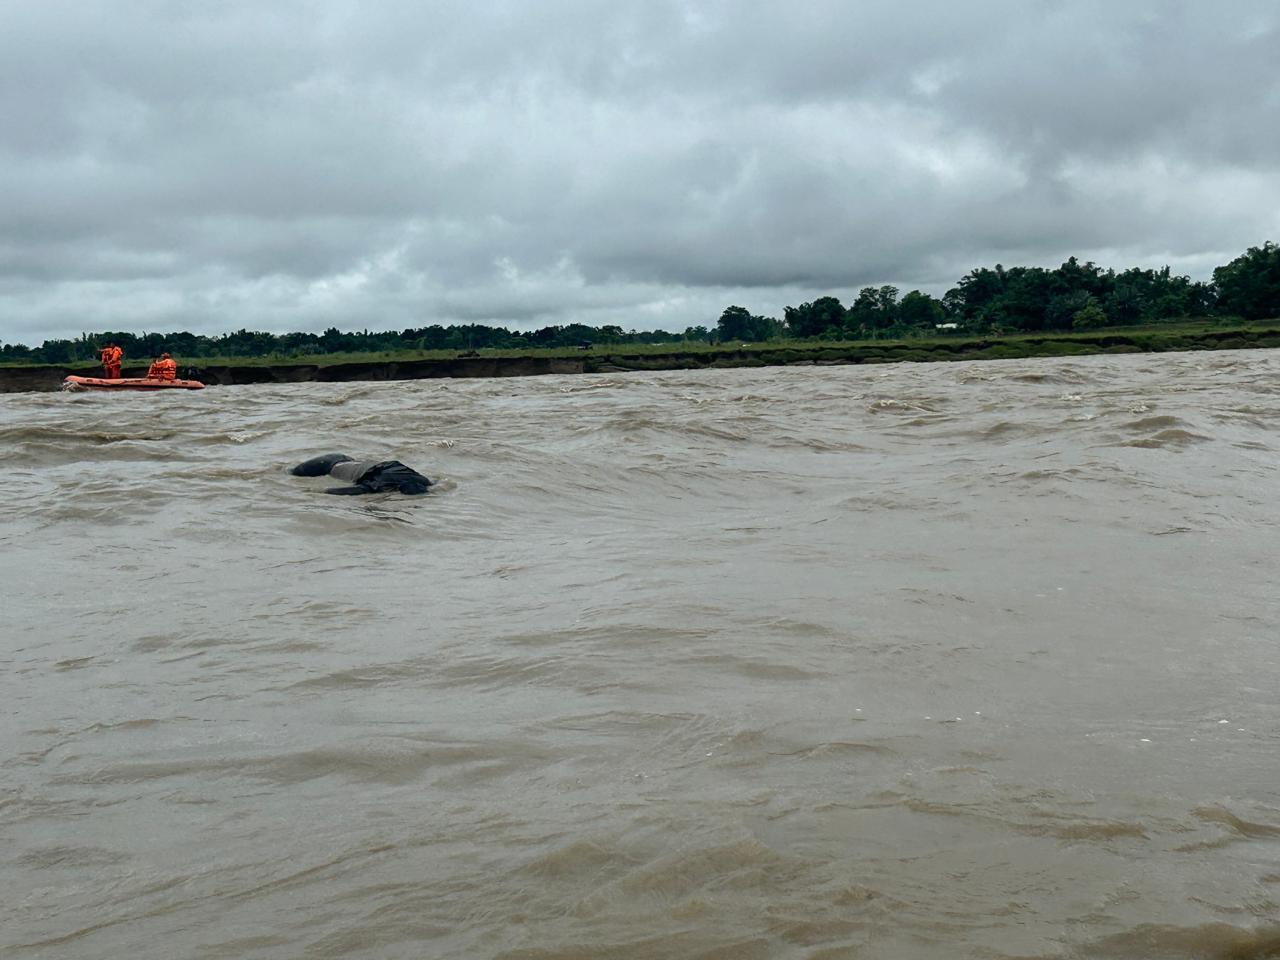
5 318 1278 371
583 319 1280 371
3 319 1278 391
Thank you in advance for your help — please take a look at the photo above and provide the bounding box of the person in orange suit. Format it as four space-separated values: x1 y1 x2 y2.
100 343 123 379
147 352 178 381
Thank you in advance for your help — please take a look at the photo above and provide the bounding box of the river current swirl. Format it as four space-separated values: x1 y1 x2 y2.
2 350 1279 959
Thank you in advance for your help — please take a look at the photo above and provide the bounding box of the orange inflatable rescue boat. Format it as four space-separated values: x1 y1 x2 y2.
63 375 206 391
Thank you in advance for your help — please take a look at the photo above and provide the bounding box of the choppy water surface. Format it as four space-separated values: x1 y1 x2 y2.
3 351 1280 959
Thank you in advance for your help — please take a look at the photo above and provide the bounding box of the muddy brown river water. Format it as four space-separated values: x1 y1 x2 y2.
2 351 1279 959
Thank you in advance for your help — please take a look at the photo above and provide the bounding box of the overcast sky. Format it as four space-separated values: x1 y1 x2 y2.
2 1 1278 343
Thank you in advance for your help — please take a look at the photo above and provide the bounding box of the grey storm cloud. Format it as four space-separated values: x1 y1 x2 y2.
1 0 1278 341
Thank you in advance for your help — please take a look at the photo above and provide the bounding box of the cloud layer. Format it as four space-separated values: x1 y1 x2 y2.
2 0 1278 341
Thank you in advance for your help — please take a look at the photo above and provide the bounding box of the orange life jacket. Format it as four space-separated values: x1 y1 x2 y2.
109 346 123 364
100 348 113 364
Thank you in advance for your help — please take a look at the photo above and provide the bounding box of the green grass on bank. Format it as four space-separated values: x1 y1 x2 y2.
7 317 1280 370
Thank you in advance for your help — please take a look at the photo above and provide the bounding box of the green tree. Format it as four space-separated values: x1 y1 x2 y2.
979 267 1057 331
1054 256 1108 298
717 306 754 341
755 315 782 340
1213 242 1280 320
1104 277 1145 325
846 286 900 336
944 265 1007 322
897 290 945 330
1071 302 1109 330
784 297 846 339
37 339 74 363
1045 290 1092 330
717 306 781 342
1 340 34 360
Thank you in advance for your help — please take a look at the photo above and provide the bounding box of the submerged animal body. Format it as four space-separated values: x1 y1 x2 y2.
290 453 433 495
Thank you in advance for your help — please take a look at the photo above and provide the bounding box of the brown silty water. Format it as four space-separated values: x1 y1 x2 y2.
2 350 1279 959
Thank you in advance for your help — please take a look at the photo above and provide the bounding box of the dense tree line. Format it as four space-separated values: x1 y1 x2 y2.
0 321 713 364
738 242 1278 342
3 242 1278 364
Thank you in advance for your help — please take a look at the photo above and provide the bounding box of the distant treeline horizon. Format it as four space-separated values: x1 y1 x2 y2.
4 242 1277 364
